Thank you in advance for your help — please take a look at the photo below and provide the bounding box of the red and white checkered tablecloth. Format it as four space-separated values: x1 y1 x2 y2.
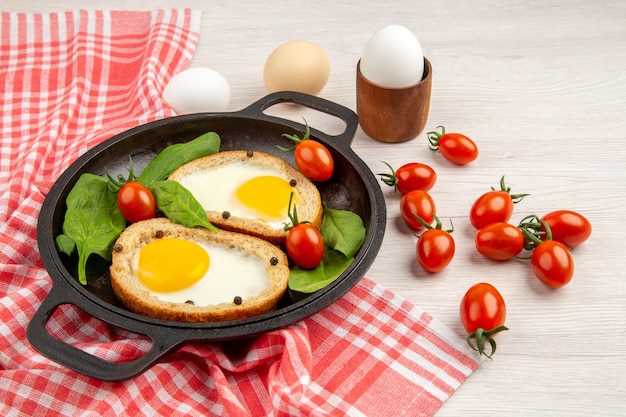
0 9 480 416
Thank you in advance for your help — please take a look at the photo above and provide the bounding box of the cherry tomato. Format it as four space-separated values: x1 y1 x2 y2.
379 161 437 194
400 190 436 231
460 282 508 358
531 240 574 288
541 210 592 249
475 222 524 261
470 191 513 229
294 140 334 182
460 283 507 333
282 121 334 182
286 223 324 269
427 126 478 165
417 228 455 272
117 182 156 223
470 176 528 229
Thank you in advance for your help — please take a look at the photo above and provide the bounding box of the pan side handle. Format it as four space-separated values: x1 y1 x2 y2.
26 284 184 382
240 91 359 149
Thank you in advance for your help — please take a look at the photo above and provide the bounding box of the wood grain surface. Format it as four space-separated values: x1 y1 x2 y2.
4 0 625 415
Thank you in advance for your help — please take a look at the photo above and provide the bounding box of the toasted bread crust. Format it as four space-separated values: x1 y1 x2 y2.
110 218 290 323
168 150 323 244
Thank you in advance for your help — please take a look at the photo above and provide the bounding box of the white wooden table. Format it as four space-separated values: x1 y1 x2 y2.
6 0 626 415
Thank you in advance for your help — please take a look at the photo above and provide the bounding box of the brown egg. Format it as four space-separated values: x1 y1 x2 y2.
263 40 330 95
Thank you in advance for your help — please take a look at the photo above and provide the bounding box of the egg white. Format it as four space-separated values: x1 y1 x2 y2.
133 240 270 306
177 162 291 230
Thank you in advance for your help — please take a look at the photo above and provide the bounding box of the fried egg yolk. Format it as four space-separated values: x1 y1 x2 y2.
176 163 296 229
236 175 293 220
137 238 210 293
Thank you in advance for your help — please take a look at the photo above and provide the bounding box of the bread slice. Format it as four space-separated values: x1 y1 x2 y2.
110 217 290 323
167 150 323 244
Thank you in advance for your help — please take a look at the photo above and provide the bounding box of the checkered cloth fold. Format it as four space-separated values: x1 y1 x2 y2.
0 9 479 416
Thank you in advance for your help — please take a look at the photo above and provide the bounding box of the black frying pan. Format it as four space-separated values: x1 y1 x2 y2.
28 91 386 381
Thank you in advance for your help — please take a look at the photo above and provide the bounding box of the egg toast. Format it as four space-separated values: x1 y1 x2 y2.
110 217 290 323
168 150 323 244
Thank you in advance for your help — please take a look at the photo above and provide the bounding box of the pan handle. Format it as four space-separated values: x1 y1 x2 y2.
240 91 359 149
27 282 184 381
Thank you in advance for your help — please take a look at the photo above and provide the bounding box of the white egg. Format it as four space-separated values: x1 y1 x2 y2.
134 238 269 306
177 162 293 230
360 25 424 88
163 67 231 114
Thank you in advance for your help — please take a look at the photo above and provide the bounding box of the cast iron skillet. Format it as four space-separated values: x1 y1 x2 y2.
28 91 386 381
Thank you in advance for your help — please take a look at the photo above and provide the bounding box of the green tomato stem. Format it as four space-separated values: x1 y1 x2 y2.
377 161 399 192
466 325 509 359
279 117 311 151
518 214 553 249
426 125 446 152
493 175 529 203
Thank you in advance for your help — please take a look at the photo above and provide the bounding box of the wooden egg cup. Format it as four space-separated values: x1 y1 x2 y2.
356 57 432 143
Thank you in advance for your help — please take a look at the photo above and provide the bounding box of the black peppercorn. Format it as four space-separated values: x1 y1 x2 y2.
113 244 123 252
233 296 242 305
155 230 164 239
222 211 231 219
289 179 297 187
246 150 254 157
270 257 278 266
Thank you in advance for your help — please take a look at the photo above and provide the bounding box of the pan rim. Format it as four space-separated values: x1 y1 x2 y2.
37 108 386 337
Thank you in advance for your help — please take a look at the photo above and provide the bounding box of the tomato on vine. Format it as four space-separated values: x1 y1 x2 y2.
427 125 478 165
475 222 525 261
117 182 157 224
378 161 437 194
284 193 324 269
281 119 334 182
532 240 574 288
519 215 575 288
400 189 436 231
460 283 508 358
414 215 455 272
541 210 592 249
470 176 529 229
107 158 156 224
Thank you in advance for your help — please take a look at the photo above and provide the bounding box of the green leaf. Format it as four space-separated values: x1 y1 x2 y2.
55 234 76 257
58 173 127 285
288 250 353 294
320 206 366 258
150 180 218 232
138 131 221 187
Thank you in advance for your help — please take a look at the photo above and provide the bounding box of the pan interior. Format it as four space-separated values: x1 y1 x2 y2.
45 114 381 328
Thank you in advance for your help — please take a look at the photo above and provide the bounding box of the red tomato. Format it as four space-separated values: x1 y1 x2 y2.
400 190 436 231
470 191 514 229
379 162 437 194
460 283 508 358
417 228 455 272
470 176 528 229
427 126 478 165
475 222 524 261
117 182 156 223
294 140 334 182
460 282 507 333
531 240 574 288
286 223 325 269
541 210 592 249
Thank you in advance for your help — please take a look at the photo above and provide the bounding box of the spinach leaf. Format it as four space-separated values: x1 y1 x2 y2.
320 206 366 258
288 250 354 294
288 207 366 294
55 234 76 257
138 131 221 187
150 180 218 232
55 173 127 285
